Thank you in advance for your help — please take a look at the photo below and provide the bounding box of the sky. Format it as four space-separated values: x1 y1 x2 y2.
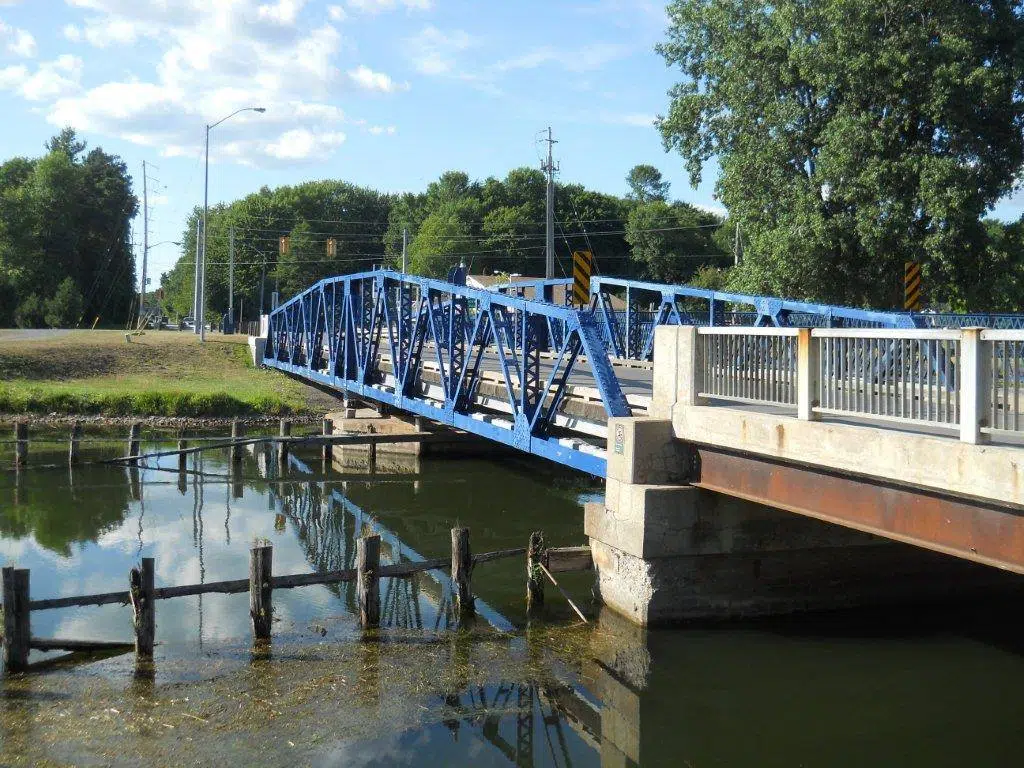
1 0 1022 290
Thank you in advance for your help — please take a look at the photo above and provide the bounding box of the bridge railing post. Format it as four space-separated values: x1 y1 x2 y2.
959 328 991 444
797 328 820 421
678 326 705 407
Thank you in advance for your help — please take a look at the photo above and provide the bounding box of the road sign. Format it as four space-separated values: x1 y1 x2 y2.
326 237 337 257
904 261 921 311
572 250 592 306
279 236 290 256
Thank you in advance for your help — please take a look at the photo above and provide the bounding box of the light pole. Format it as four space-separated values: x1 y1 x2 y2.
198 105 266 341
140 240 180 324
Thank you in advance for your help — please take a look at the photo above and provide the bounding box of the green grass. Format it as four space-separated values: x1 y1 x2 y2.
0 330 321 417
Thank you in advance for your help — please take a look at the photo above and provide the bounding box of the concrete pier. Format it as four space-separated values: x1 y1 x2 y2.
588 416 1021 625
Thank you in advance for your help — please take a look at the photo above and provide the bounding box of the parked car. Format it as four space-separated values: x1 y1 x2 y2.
180 316 195 331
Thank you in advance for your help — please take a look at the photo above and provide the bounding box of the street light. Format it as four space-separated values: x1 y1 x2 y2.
197 106 266 340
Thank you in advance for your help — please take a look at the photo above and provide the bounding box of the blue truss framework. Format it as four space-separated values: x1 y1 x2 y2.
263 269 631 476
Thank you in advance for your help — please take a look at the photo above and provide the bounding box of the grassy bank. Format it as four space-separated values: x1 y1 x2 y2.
0 330 331 417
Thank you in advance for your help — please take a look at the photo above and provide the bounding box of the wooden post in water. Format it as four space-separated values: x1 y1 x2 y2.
451 527 474 620
356 535 381 629
13 422 27 469
129 558 155 658
2 567 30 672
277 419 291 466
68 422 82 465
231 419 244 464
322 418 333 466
367 439 377 474
177 439 188 473
249 544 273 641
526 531 545 614
128 422 142 465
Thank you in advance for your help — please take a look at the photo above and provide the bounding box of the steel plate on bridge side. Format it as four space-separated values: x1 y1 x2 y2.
689 445 1024 575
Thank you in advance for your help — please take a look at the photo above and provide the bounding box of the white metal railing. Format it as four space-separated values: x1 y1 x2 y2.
683 326 1024 444
814 329 961 428
697 327 798 407
983 330 1024 434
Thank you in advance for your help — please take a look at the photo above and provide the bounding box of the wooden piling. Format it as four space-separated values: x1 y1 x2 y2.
322 418 333 464
356 535 381 629
2 567 30 672
451 527 474 619
128 422 142 465
367 440 377 474
177 439 188 473
526 531 545 614
68 422 82 465
277 419 291 465
13 422 27 469
231 419 244 464
129 558 155 658
249 544 273 640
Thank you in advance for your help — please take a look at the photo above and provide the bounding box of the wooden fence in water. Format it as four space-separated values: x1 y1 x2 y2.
1 528 593 674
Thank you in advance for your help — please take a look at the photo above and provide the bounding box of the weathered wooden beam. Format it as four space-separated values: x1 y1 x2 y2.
451 527 474 620
13 422 27 468
527 531 545 614
357 535 381 628
129 558 155 658
29 638 133 652
68 422 82 465
250 544 273 641
277 418 291 465
2 567 30 672
230 419 244 464
127 422 142 465
322 418 333 464
177 439 188 474
539 562 588 624
543 546 593 574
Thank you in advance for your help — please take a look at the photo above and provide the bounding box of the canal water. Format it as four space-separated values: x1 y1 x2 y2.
1 432 1024 766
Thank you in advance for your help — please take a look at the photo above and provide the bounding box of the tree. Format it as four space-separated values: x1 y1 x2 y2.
14 294 43 328
625 200 726 283
44 277 85 328
657 0 1024 309
626 164 670 203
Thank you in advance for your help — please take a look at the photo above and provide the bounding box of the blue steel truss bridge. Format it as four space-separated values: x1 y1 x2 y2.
263 269 1024 477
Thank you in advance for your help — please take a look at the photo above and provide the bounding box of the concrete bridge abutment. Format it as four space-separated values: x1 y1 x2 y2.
588 417 1018 625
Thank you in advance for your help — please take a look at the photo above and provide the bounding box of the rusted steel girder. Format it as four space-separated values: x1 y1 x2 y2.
689 445 1024 575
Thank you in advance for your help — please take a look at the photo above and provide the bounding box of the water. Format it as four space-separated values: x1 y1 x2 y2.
1 434 1024 766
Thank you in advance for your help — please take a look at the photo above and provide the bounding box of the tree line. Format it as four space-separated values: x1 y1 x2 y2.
159 165 732 324
0 129 138 328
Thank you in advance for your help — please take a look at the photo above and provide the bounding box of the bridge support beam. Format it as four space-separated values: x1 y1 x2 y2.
589 418 1021 626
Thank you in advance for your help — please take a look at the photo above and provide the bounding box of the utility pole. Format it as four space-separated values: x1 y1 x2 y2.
193 219 201 333
542 127 558 279
259 253 266 316
733 222 742 267
228 225 235 332
402 227 408 273
140 160 148 325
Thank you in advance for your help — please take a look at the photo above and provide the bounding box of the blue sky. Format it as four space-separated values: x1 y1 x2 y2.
1 0 1022 287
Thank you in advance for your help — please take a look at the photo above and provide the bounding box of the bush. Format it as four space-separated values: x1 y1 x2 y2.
14 294 44 328
44 277 84 328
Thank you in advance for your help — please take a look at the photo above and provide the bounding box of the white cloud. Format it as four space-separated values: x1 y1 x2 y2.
347 64 407 92
257 0 305 25
603 112 654 128
347 0 432 13
497 42 631 73
405 25 473 76
368 124 396 135
0 19 35 57
264 127 345 160
18 1 407 166
0 55 82 101
327 4 346 21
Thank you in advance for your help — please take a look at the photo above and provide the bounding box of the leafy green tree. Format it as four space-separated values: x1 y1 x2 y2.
626 164 670 203
625 200 726 283
407 206 479 277
44 276 85 327
14 294 43 328
658 0 1024 309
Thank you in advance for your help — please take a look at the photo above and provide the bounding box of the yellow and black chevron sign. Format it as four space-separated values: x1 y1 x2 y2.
572 250 592 307
903 261 922 311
